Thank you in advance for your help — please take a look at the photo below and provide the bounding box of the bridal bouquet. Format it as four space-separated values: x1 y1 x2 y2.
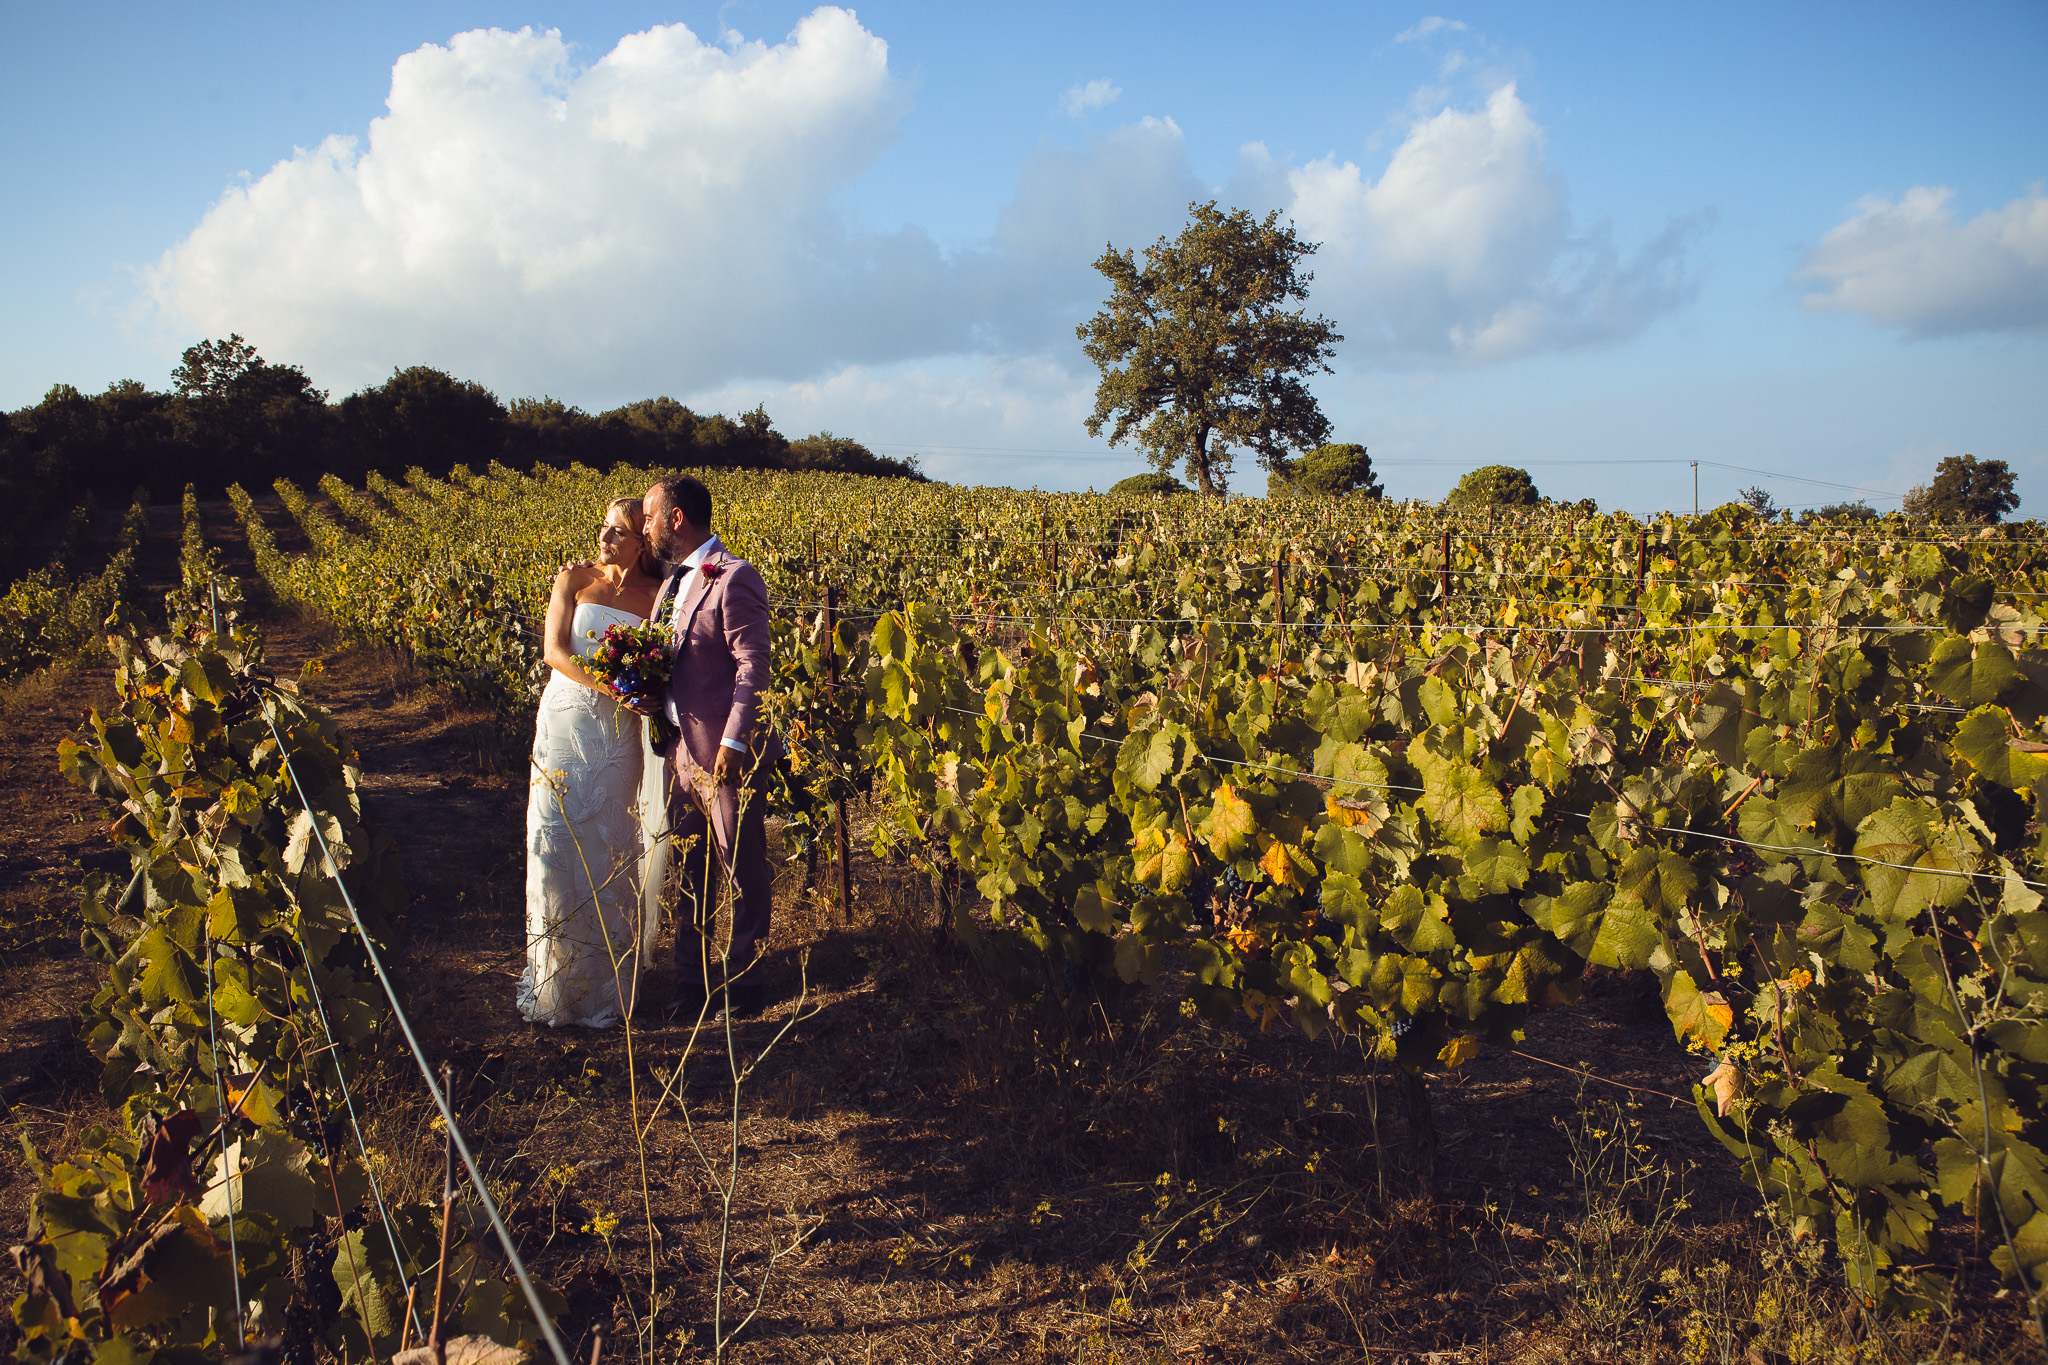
583 619 680 750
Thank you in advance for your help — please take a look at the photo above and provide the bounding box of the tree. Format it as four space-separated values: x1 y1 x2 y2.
1078 201 1342 496
1109 472 1191 496
783 432 927 480
1447 465 1540 507
164 336 332 491
1268 443 1385 498
1801 500 1877 524
170 334 261 400
1902 454 2020 523
337 366 506 477
1737 485 1780 519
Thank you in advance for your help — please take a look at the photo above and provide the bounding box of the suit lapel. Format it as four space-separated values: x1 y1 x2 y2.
677 550 725 644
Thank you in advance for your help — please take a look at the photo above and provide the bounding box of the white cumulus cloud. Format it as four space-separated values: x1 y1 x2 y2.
1282 84 1705 364
1058 78 1122 117
143 9 964 400
1395 16 1468 42
1799 186 2048 337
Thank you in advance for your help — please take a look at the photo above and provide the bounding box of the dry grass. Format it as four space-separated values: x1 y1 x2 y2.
2 602 2041 1364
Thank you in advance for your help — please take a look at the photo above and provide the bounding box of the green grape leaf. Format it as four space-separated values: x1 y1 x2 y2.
1855 798 1974 921
1615 846 1698 916
1118 729 1178 791
1318 872 1373 932
1526 881 1610 959
1953 706 2048 791
1381 886 1456 954
1313 821 1373 878
201 1127 323 1230
1882 1049 1977 1115
1072 883 1114 935
1590 896 1662 971
1509 784 1545 843
1929 635 2020 708
136 929 205 1007
1114 934 1160 985
1461 837 1530 894
1418 757 1506 842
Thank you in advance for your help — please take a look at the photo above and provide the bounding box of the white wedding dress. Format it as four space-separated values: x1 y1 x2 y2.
519 602 669 1028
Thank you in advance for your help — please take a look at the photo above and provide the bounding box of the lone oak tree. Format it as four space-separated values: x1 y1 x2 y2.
1078 202 1342 496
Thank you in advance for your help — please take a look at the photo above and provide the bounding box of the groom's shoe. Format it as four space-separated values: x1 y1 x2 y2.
717 979 768 1021
662 976 712 1021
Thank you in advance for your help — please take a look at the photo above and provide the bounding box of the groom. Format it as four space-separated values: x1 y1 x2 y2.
643 474 778 1017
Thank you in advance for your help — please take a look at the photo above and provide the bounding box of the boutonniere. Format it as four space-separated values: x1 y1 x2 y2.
698 562 725 582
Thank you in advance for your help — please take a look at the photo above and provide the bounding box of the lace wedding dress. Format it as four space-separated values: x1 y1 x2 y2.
519 602 668 1028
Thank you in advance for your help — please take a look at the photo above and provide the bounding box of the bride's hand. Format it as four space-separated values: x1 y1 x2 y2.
558 558 596 575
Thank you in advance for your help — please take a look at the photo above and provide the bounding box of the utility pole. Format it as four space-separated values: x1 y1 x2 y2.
1691 461 1699 518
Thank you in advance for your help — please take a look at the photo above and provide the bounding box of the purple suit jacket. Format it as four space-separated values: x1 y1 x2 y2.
660 547 775 774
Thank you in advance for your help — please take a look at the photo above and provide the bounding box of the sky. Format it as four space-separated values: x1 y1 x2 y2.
3 1 2045 510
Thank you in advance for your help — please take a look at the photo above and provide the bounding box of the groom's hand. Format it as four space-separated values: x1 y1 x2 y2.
713 746 742 786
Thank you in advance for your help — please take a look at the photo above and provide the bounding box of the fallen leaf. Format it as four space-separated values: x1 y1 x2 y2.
392 1336 530 1365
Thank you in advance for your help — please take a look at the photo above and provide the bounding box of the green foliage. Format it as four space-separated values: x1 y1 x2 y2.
11 614 551 1361
1736 486 1780 519
0 495 149 682
1108 472 1191 497
1447 464 1541 507
1802 500 1878 523
0 344 923 577
1079 201 1342 496
1903 453 2021 523
1268 443 1384 499
337 364 507 475
203 458 2048 1320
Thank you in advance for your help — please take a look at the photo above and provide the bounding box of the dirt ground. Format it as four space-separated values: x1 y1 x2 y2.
1 501 2038 1364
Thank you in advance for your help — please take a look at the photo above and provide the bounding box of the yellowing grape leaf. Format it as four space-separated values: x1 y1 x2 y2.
1664 969 1733 1049
1134 827 1194 891
1324 793 1385 830
1260 838 1305 891
1208 783 1258 859
1438 1035 1483 1069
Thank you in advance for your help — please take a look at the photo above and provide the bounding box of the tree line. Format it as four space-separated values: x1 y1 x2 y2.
0 335 924 574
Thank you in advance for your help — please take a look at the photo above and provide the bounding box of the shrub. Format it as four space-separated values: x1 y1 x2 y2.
1109 472 1191 496
1447 464 1540 507
1268 443 1385 499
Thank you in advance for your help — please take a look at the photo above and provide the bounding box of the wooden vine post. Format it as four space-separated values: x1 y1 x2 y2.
1439 527 1452 607
1273 559 1286 652
1636 529 1649 596
826 584 852 923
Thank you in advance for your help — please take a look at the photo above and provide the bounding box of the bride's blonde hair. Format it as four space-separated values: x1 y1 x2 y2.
608 496 659 576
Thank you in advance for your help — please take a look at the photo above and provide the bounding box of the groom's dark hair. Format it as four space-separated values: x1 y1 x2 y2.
657 474 713 531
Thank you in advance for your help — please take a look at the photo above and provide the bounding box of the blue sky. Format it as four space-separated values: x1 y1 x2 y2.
4 1 2044 510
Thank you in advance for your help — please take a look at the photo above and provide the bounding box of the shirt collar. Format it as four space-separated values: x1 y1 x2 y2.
679 534 722 574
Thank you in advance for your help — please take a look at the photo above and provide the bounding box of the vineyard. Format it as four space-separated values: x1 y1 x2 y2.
7 463 2048 1362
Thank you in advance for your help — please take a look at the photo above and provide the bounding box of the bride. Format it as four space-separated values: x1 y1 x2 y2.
519 496 668 1028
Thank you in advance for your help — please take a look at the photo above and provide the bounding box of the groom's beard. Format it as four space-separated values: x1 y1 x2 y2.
650 521 684 565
